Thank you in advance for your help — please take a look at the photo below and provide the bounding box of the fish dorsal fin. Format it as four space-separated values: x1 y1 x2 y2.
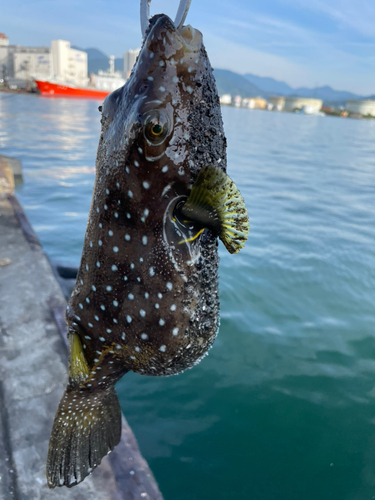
180 165 249 254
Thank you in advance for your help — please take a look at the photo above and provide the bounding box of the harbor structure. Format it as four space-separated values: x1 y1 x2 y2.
91 55 125 92
284 97 322 113
268 96 286 111
242 97 267 109
51 40 87 87
123 48 140 78
346 99 375 117
0 33 9 75
0 37 87 87
219 94 232 105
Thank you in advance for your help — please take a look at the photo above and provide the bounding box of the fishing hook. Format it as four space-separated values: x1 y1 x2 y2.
140 0 192 39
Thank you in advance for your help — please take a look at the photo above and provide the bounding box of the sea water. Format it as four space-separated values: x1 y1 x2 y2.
1 93 375 500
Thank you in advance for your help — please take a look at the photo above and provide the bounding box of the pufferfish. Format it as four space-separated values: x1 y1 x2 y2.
47 13 249 488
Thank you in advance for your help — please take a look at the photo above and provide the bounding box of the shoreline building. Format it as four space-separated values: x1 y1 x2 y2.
284 97 322 113
123 49 140 79
0 36 87 87
346 99 375 117
50 40 87 87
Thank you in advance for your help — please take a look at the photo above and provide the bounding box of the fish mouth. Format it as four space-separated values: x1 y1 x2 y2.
147 14 202 53
178 24 202 51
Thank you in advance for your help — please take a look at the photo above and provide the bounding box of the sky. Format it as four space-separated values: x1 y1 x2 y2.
2 0 375 95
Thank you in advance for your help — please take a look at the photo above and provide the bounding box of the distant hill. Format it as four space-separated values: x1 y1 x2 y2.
72 46 369 103
245 73 364 102
72 46 123 74
244 73 293 95
213 69 266 98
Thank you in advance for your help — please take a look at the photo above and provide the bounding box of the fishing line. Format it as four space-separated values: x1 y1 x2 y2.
140 0 192 38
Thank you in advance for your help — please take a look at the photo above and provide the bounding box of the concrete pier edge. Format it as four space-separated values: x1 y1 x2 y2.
0 160 164 499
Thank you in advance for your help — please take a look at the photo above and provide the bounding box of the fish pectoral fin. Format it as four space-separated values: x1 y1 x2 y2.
46 385 122 488
69 332 90 384
180 165 249 254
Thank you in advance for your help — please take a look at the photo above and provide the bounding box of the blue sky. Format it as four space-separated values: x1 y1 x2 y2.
2 0 375 94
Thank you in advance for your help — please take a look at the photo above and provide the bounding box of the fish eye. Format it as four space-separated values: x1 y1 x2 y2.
143 111 169 145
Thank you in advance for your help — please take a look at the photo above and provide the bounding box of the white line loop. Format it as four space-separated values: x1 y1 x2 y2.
140 0 192 38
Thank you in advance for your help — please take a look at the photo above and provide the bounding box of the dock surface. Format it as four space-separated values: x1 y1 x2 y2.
0 163 163 499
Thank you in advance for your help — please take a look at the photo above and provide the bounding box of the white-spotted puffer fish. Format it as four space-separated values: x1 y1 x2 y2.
47 13 249 488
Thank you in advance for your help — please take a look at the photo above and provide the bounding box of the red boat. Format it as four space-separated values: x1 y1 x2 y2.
35 80 111 99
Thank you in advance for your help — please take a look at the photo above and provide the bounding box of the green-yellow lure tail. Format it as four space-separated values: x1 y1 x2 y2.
180 165 249 254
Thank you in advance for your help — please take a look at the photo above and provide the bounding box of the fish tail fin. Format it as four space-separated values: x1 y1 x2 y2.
180 165 249 254
46 384 122 488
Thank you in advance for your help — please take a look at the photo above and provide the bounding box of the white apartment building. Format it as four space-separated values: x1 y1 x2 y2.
51 40 87 86
123 48 140 78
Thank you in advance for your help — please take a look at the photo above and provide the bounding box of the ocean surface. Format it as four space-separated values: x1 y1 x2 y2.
1 93 375 500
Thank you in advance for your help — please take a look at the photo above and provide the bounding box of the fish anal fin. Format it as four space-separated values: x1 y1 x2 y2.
69 332 90 384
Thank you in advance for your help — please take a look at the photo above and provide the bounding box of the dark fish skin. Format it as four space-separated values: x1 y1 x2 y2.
68 14 225 377
47 13 229 488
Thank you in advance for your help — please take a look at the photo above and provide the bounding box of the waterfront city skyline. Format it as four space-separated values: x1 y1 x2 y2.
2 0 375 95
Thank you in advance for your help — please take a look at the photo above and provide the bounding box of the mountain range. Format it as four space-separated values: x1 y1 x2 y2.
75 46 368 104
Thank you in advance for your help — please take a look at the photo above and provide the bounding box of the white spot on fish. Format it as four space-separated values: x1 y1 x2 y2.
92 285 96 292
106 286 112 291
101 305 105 311
138 147 143 154
113 300 118 307
159 86 166 92
127 315 132 323
173 327 179 336
159 319 165 326
149 52 154 59
114 212 119 218
162 166 168 173
143 181 150 189
79 303 83 309
166 282 173 291
98 240 103 246
173 76 179 83
128 293 134 300
147 76 154 81
113 246 119 253
112 265 118 271
159 60 165 67
128 190 133 198
159 345 166 352
140 309 146 317
149 267 155 276
96 261 100 268
108 230 113 236
186 86 193 94
142 236 148 245
141 333 148 340
134 161 139 167
88 323 93 328
99 337 105 342
104 204 108 210
171 304 176 311
145 292 149 299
